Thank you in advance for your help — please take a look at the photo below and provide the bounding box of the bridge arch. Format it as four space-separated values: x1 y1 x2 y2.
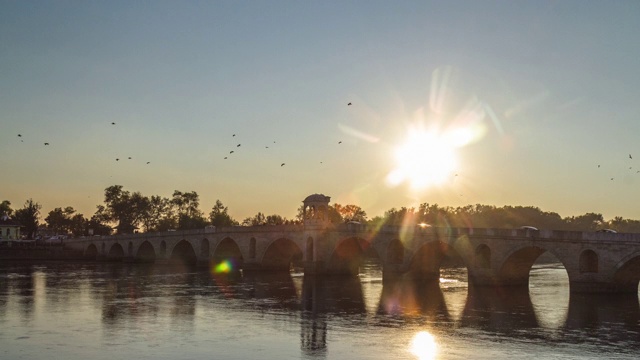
136 241 156 263
497 245 566 286
212 237 243 271
170 240 197 266
107 243 124 261
85 244 98 260
579 249 598 273
261 238 303 271
329 237 375 275
612 251 640 293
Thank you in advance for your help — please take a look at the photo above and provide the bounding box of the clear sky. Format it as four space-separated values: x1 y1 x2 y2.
2 1 640 222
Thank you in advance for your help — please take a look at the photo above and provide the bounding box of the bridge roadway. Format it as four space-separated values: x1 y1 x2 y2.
65 222 640 294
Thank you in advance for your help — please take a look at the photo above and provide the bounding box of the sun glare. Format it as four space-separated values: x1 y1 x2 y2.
387 128 457 190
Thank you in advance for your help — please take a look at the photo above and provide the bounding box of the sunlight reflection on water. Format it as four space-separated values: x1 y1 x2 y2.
0 261 638 360
410 331 438 360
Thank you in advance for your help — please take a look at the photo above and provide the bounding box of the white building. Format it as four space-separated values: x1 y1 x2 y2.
0 215 21 240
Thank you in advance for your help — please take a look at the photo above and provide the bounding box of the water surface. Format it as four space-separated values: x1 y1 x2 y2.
1 261 638 359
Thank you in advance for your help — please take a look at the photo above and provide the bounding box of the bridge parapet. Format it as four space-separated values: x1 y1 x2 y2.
65 223 640 294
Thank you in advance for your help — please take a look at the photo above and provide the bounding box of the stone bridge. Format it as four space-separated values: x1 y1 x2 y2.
65 194 640 294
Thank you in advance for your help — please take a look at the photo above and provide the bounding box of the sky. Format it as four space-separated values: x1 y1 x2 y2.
2 1 640 223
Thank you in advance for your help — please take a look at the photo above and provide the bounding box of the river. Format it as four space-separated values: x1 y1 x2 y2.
0 260 638 359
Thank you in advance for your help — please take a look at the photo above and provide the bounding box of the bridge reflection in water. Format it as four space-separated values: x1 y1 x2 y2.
2 261 638 358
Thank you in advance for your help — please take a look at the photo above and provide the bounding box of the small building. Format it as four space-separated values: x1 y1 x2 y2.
0 215 21 240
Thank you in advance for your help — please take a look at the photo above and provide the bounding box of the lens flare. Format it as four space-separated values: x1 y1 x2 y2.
213 259 233 274
410 331 438 360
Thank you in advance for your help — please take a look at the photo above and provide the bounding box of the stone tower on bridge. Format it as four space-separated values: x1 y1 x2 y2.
302 194 331 274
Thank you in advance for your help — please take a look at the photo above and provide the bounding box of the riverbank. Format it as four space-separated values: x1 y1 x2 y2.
0 245 83 261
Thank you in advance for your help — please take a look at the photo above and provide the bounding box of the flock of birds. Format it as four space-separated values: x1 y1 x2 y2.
16 102 355 169
220 102 353 167
599 154 639 181
16 121 152 165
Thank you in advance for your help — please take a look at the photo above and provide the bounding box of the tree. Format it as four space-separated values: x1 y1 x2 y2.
243 212 266 226
141 195 174 232
171 190 200 218
45 207 76 234
13 199 41 239
177 213 209 230
564 212 604 231
86 207 113 236
209 200 238 227
0 200 12 217
332 203 367 223
605 216 640 233
265 214 286 225
382 207 419 226
69 213 87 237
171 190 207 230
102 185 149 234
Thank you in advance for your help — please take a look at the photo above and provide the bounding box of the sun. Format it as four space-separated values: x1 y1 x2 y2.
387 127 458 190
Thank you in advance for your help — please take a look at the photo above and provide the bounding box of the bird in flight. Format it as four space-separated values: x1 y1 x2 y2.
128 157 132 160
598 165 600 168
348 102 352 106
230 151 234 154
111 122 116 125
44 142 49 145
116 158 120 161
237 144 241 147
338 141 342 144
232 134 236 137
281 163 285 167
630 154 633 159
17 134 21 137
146 162 150 164
224 157 227 159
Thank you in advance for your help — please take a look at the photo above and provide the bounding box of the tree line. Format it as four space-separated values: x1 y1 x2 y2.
2 185 640 239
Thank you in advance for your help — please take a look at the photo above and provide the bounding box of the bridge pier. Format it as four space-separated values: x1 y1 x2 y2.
303 261 326 275
242 261 262 272
381 263 405 282
196 258 210 268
